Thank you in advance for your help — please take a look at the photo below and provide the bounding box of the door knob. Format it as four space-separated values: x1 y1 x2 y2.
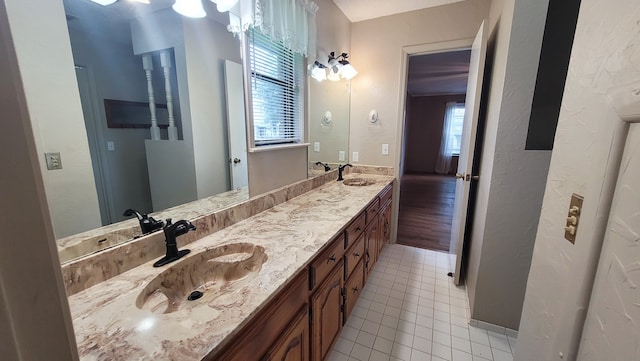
455 173 466 180
471 175 479 181
233 158 241 164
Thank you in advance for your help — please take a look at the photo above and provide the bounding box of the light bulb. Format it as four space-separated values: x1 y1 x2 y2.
172 0 207 18
340 63 358 80
311 66 327 81
327 68 340 81
215 0 239 12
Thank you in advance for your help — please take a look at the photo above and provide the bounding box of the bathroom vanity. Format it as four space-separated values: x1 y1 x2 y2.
67 171 394 361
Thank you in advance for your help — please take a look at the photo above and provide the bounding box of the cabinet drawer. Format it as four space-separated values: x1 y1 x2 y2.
365 198 380 224
310 233 345 291
345 233 365 280
345 212 365 249
379 184 392 207
344 260 364 321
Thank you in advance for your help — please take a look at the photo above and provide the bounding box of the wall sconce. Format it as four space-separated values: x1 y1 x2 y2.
309 52 358 82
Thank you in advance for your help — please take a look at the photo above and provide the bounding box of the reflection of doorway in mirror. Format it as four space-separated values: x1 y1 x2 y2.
224 60 249 190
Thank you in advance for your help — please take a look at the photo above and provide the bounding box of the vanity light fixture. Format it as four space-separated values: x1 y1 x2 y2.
214 0 240 12
89 0 117 5
172 0 207 18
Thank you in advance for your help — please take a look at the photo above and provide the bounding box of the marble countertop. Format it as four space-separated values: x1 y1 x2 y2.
68 174 393 361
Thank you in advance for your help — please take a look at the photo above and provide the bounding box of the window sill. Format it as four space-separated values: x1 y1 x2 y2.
248 142 311 153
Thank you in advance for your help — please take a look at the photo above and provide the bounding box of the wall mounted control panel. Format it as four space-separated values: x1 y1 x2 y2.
564 193 583 244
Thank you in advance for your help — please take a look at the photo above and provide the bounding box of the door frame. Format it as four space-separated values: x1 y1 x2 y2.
390 38 475 249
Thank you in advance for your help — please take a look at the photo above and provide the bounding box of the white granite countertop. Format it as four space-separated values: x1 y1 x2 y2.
68 174 393 361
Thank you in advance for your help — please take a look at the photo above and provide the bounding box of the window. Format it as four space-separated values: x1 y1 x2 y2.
447 104 465 155
248 28 304 147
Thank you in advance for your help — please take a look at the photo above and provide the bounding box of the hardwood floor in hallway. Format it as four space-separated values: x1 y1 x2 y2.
397 173 456 252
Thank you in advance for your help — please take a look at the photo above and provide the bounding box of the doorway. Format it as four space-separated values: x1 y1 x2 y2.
397 50 471 252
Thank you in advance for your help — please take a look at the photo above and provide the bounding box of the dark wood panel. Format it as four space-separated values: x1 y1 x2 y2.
397 174 455 252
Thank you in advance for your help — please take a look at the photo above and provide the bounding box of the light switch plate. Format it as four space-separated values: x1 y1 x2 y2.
107 141 115 151
352 152 359 162
313 142 320 152
564 193 584 244
338 151 345 161
45 152 62 170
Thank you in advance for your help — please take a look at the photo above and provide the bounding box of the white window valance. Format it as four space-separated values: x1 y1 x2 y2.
228 0 318 58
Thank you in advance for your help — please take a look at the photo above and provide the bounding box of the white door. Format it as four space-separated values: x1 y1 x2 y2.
224 60 249 190
449 21 488 285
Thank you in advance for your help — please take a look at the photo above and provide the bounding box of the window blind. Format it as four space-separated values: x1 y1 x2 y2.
248 28 304 146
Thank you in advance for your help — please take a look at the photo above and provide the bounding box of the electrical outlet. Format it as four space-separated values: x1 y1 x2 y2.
107 141 115 151
352 152 359 162
338 151 345 161
313 142 320 152
45 152 62 170
382 143 389 155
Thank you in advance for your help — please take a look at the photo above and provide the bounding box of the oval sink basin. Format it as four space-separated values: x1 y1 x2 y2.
136 242 267 314
343 177 375 186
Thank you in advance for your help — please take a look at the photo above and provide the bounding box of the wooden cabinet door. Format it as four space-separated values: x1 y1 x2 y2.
379 201 392 254
343 260 364 321
364 216 378 280
262 306 310 361
311 260 344 361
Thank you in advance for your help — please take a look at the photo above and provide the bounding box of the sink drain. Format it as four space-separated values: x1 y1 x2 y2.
187 290 203 301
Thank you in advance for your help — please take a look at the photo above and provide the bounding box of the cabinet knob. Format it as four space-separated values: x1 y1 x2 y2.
327 254 337 263
354 252 361 258
352 287 359 294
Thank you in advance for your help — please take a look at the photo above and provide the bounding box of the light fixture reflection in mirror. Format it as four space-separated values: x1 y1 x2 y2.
310 52 358 82
172 0 207 18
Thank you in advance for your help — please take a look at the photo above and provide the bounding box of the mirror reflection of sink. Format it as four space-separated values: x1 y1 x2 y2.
136 243 267 314
343 178 375 186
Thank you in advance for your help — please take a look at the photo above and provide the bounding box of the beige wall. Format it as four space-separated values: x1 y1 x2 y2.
1 0 79 359
404 94 466 174
516 0 640 359
349 0 489 167
7 0 101 238
248 0 351 195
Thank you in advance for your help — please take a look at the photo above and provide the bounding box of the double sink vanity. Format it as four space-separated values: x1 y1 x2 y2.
65 168 394 361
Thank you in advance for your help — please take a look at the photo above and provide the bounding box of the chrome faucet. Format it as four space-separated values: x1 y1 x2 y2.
315 161 331 172
153 218 196 267
123 208 164 235
337 163 353 181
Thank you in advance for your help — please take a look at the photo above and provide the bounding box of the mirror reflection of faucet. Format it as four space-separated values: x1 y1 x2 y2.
337 163 353 181
315 161 331 172
123 208 164 236
153 218 196 267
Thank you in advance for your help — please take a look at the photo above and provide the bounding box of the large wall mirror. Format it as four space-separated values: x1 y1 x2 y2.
57 0 249 262
53 0 351 263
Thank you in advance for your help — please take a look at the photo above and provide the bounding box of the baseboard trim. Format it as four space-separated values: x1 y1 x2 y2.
470 318 519 338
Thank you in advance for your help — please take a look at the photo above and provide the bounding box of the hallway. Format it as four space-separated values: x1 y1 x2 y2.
397 174 456 252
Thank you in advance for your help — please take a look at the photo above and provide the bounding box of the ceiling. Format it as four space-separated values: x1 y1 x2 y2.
407 50 471 97
332 0 465 22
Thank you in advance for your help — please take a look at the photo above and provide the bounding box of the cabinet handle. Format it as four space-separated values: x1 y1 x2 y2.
352 287 359 294
327 255 337 263
354 252 361 258
355 226 362 232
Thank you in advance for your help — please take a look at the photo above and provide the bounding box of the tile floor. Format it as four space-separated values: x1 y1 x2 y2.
328 244 517 361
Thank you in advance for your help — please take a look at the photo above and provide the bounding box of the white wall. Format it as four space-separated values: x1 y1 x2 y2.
516 0 640 359
349 0 489 167
1 0 80 359
465 0 551 330
5 0 101 239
